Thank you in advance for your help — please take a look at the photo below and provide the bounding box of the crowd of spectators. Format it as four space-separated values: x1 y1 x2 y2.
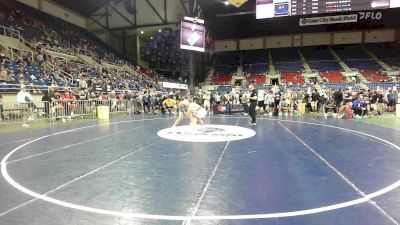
189 85 398 119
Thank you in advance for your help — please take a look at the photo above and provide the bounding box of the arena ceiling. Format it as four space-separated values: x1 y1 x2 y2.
54 0 256 31
52 0 110 16
54 0 203 32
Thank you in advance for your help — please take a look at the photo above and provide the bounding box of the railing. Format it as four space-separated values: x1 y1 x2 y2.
0 100 134 125
44 46 75 56
3 46 34 63
0 26 21 40
0 26 37 55
78 48 94 58
43 60 55 73
0 100 49 124
0 84 77 93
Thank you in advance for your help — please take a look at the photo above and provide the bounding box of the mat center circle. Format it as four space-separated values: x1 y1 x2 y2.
157 125 256 142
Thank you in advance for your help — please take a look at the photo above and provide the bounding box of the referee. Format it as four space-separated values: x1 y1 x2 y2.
249 84 257 125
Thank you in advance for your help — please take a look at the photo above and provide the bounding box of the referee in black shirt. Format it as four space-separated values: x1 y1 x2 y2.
249 84 257 125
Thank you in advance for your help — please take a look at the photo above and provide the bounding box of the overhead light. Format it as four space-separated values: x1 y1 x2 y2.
140 30 144 34
224 1 230 5
158 29 162 32
150 37 153 40
227 0 248 7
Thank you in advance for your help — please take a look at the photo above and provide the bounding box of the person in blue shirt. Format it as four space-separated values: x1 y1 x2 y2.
353 96 368 118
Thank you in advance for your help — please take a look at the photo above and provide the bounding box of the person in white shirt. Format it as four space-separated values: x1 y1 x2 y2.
215 93 221 105
79 77 88 89
186 101 207 126
203 92 211 112
264 91 274 116
17 86 34 127
257 90 265 114
174 100 207 126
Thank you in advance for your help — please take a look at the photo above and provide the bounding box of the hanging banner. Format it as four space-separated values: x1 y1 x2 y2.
162 82 188 90
299 14 358 26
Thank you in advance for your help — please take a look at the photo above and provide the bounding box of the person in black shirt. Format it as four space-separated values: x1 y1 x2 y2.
249 84 257 125
333 89 343 110
41 91 52 117
377 90 385 115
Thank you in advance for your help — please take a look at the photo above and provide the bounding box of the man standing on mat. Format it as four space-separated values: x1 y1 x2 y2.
249 84 257 125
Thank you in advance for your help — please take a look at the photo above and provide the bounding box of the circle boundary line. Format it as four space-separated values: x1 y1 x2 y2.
1 117 400 221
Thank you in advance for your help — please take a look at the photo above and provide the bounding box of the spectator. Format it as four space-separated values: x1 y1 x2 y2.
0 94 3 121
41 91 52 117
16 85 34 127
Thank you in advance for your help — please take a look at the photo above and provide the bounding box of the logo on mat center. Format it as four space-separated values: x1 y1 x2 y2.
157 125 256 142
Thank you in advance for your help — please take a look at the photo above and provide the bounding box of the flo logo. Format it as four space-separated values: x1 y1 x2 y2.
358 11 382 20
157 125 256 142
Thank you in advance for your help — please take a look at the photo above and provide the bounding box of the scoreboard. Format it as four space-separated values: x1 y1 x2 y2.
180 17 206 52
256 0 400 18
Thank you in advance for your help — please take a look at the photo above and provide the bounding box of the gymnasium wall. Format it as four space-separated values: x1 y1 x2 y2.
364 29 396 43
333 31 363 44
265 35 292 48
214 29 397 52
302 33 331 46
215 40 237 52
239 38 263 50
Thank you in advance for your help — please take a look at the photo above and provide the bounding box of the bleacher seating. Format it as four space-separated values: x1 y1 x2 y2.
320 72 345 83
333 45 382 70
366 43 400 68
216 85 233 93
214 65 237 75
243 63 268 74
212 74 232 84
308 60 342 72
302 46 335 61
324 83 360 91
282 72 304 84
366 82 399 90
212 65 233 84
302 47 342 72
271 48 304 72
271 48 300 62
334 45 370 60
382 58 400 67
216 52 240 65
360 70 390 82
211 52 241 84
246 74 266 84
241 50 268 84
275 62 304 72
242 50 267 64
345 59 382 70
0 1 131 64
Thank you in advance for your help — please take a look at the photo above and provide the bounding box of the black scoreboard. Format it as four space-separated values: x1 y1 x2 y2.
256 0 399 18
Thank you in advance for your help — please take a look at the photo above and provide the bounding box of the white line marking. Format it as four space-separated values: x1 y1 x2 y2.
0 140 160 217
0 139 32 146
182 118 242 225
309 118 396 149
1 117 400 221
7 126 143 164
278 121 399 225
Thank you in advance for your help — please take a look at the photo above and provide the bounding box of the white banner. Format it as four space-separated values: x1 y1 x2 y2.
299 14 358 26
162 82 188 90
